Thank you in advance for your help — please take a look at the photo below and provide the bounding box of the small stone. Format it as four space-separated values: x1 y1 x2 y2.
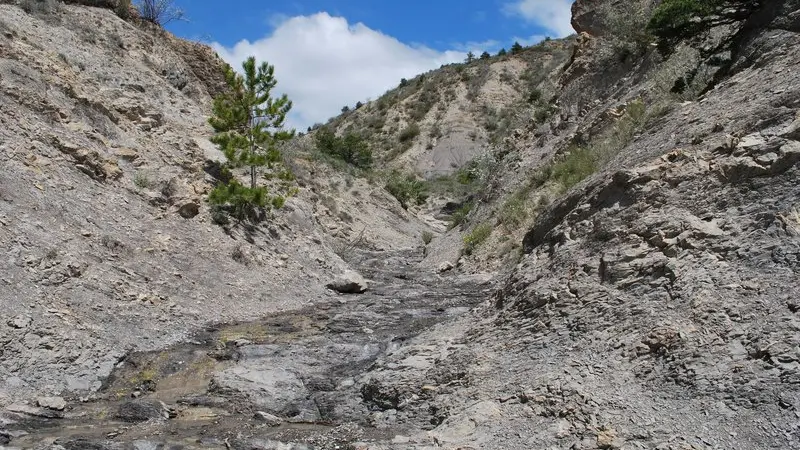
132 441 160 450
736 134 765 150
102 162 123 180
391 435 411 444
437 261 455 273
7 315 31 329
597 428 623 449
755 152 778 166
780 118 800 140
37 396 67 411
233 339 252 347
253 411 282 426
114 400 164 423
114 148 139 160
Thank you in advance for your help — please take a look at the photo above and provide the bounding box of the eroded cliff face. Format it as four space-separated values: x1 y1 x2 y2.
348 1 800 448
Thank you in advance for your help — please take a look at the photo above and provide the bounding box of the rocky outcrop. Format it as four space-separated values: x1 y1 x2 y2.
571 0 656 36
163 34 230 99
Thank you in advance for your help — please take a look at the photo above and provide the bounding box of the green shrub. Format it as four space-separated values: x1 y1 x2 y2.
448 202 472 230
552 146 597 190
463 223 492 255
115 0 132 19
133 171 152 189
398 123 420 143
533 107 552 124
385 171 429 209
648 0 714 37
540 98 649 193
20 0 59 14
528 88 543 104
208 181 270 223
499 193 530 230
315 128 373 169
421 231 434 245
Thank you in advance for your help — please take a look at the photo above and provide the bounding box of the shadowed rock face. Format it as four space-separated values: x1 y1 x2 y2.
571 0 657 36
63 0 119 9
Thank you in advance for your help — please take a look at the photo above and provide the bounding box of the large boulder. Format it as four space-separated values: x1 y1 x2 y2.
326 270 368 294
213 367 319 420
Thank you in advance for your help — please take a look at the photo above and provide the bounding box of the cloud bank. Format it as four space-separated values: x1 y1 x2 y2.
213 13 465 129
503 0 575 38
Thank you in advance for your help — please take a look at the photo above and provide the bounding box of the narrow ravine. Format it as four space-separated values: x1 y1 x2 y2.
6 249 494 449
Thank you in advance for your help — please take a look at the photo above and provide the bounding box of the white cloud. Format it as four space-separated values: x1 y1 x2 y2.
513 35 547 47
212 13 465 130
502 0 575 38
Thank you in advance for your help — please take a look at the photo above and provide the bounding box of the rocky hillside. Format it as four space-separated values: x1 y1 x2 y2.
0 0 430 409
320 39 574 179
347 0 800 448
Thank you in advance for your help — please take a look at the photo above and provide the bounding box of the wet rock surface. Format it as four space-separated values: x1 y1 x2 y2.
3 249 493 449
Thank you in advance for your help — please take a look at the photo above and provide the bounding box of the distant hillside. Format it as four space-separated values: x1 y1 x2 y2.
316 39 575 179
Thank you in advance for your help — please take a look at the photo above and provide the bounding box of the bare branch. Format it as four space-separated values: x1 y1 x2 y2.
135 0 185 26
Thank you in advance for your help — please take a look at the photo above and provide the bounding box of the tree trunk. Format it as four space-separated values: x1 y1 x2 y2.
250 165 256 190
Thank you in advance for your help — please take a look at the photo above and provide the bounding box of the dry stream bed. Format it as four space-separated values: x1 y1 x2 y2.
4 250 493 449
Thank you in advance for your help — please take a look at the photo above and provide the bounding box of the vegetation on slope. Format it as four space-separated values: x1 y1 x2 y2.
208 56 295 223
648 0 762 52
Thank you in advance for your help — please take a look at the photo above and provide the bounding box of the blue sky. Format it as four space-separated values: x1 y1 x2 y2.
166 0 575 128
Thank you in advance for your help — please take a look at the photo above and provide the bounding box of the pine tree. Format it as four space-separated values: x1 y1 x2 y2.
511 41 523 54
497 48 507 56
208 56 294 222
480 51 491 60
466 51 475 63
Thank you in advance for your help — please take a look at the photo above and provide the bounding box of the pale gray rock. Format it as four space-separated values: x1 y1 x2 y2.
253 411 283 426
437 261 454 273
36 396 66 411
326 270 369 294
213 367 319 419
6 316 30 329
